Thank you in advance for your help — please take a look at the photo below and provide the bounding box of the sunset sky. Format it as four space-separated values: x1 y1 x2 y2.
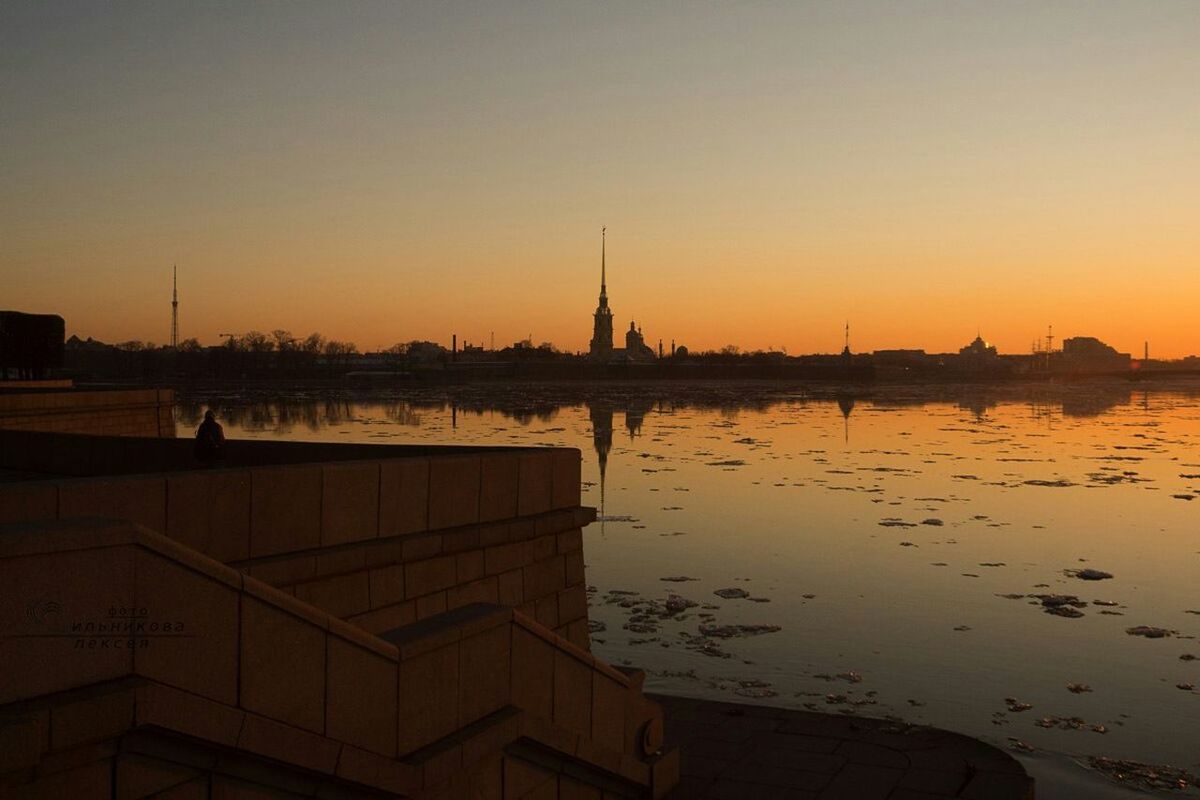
3 2 1198 356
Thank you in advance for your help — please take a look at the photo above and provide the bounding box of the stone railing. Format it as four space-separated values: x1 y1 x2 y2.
0 518 677 798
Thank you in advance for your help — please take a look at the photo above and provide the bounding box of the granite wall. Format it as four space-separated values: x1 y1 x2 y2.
0 388 175 438
0 519 675 799
0 420 679 798
0 446 591 649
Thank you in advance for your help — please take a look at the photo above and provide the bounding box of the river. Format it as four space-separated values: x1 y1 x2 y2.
177 381 1200 797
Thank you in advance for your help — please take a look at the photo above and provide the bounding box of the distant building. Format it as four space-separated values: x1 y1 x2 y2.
953 333 1008 374
959 334 998 359
623 321 656 362
587 229 656 363
872 349 927 365
1058 336 1131 372
458 342 490 361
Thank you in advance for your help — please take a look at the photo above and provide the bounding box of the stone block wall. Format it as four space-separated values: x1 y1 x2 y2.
0 520 676 799
0 423 680 799
0 447 591 648
0 388 175 437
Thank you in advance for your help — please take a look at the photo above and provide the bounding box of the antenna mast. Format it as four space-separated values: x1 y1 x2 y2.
600 226 607 296
170 264 179 349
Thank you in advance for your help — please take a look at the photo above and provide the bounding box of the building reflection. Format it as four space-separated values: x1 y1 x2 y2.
957 393 998 421
836 392 855 444
624 398 652 440
1059 386 1132 418
587 401 614 537
588 401 614 516
176 385 1174 453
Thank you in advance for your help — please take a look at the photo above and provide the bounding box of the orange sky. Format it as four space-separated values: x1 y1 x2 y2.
3 3 1198 357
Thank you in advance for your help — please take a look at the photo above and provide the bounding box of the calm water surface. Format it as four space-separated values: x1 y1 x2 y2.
178 383 1200 796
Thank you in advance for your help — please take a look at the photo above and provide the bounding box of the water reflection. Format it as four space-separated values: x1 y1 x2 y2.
177 396 365 432
624 398 651 440
178 382 1183 462
836 392 855 443
590 401 613 520
176 382 1200 786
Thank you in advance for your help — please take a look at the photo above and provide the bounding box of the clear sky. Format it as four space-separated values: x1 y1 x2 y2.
2 2 1197 356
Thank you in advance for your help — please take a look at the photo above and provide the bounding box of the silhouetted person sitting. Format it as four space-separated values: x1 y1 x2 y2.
194 410 225 464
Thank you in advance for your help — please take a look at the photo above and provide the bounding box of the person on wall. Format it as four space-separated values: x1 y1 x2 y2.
194 409 225 464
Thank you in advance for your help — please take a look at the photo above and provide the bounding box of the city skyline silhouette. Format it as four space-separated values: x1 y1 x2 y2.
3 3 1198 356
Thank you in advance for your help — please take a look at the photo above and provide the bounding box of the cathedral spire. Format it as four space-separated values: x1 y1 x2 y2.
589 227 614 359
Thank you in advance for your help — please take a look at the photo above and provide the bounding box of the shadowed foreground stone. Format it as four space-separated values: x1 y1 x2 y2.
0 413 1030 800
0 421 676 798
0 518 680 798
653 694 1033 800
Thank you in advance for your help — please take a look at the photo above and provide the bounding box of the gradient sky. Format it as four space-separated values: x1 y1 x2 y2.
3 2 1198 356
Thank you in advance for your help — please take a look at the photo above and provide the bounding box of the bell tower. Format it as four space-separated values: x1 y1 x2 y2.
589 227 614 360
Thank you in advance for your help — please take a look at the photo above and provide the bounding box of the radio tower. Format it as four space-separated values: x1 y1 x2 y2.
170 264 179 349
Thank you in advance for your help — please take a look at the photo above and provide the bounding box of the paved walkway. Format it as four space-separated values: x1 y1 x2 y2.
653 693 1034 800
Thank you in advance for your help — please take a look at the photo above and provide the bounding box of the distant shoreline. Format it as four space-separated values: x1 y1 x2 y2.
73 368 1200 394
